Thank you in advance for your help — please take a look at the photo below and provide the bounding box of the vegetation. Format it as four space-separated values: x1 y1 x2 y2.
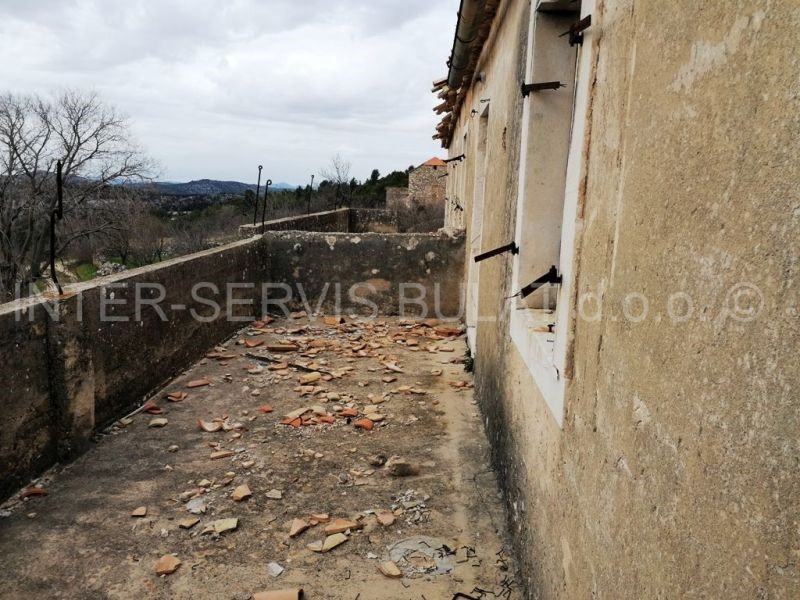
0 89 418 294
0 90 155 299
74 262 98 282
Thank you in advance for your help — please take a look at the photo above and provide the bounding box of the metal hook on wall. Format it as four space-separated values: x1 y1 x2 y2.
253 165 263 226
260 179 272 228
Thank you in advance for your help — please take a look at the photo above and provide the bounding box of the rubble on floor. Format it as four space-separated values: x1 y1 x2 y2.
0 315 518 599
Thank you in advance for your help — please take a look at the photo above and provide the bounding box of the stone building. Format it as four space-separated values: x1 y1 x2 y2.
385 157 448 231
385 157 447 211
434 0 799 598
409 157 447 207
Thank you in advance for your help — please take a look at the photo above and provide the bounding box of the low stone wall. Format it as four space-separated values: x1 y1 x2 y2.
385 186 410 210
238 208 350 237
0 237 269 499
0 303 56 503
262 230 465 317
0 226 464 501
348 208 400 233
239 208 402 237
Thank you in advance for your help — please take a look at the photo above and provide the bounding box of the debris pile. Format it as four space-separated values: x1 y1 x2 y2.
0 315 520 598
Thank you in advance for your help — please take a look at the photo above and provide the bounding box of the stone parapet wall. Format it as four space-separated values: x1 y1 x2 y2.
0 228 464 501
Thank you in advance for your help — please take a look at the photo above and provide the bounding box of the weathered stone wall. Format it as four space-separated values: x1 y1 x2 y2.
0 226 464 501
238 208 350 237
239 208 402 236
385 186 410 211
448 0 800 598
77 240 269 426
0 303 58 500
408 164 446 207
262 230 465 317
348 208 400 233
0 237 269 499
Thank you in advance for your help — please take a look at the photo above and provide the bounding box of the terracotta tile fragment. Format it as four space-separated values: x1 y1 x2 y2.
231 484 252 502
354 418 374 431
298 372 321 384
434 325 462 336
179 517 200 529
166 391 188 402
309 513 330 524
376 511 395 526
324 518 363 534
210 450 234 460
154 554 181 575
308 532 348 553
21 486 48 498
187 378 212 388
212 518 238 533
198 419 223 433
131 506 147 517
288 518 310 538
144 402 163 415
378 560 403 578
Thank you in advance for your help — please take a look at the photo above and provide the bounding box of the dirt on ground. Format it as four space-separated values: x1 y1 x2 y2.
0 316 519 600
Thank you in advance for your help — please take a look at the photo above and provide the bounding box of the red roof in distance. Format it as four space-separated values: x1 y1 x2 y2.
419 157 446 168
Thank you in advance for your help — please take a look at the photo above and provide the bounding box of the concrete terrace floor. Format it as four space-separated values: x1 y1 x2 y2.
0 316 519 600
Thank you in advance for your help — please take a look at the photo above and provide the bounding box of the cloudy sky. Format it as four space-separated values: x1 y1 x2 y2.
0 0 457 185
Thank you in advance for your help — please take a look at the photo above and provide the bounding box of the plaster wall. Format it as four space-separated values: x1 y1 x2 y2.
262 230 465 317
447 0 799 597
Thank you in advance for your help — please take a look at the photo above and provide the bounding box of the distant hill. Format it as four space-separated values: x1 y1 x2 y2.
129 179 296 196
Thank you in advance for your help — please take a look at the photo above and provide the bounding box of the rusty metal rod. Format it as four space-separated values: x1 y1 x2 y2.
49 161 64 295
253 165 263 226
260 179 272 228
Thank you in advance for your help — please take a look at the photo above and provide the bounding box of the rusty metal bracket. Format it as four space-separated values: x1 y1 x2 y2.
513 265 562 299
521 81 565 97
252 165 263 226
49 160 65 295
474 241 519 263
559 14 591 46
260 179 272 227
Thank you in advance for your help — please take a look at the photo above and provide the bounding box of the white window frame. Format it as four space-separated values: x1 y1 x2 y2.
510 0 595 427
466 106 489 353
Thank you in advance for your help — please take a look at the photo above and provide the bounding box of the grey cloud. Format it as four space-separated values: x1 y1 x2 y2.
0 0 458 183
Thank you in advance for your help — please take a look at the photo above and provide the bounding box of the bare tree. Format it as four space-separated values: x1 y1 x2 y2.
0 90 156 299
320 153 352 209
129 213 169 265
99 192 156 265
